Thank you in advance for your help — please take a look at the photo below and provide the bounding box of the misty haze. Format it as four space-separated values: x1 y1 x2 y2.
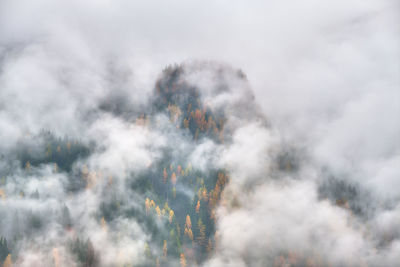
0 1 399 266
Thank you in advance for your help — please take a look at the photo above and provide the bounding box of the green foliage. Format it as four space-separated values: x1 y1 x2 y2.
70 238 99 267
17 131 91 173
0 236 10 263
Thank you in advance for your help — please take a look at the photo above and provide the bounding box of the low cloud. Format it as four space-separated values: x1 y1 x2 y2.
0 0 398 266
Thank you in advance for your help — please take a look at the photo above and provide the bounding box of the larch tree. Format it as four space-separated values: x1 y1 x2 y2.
2 254 11 267
197 219 206 246
163 240 167 258
25 161 31 172
155 206 161 218
53 248 60 267
186 228 193 241
100 217 107 231
195 200 200 214
180 253 186 267
0 190 6 201
171 172 177 185
185 215 192 229
145 198 150 214
177 165 182 175
163 168 168 183
169 210 174 223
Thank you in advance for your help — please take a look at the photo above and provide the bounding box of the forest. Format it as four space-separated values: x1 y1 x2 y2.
0 64 253 266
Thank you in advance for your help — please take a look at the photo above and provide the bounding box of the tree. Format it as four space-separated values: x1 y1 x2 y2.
185 215 192 229
172 187 176 198
202 188 208 202
85 240 98 267
150 199 155 208
163 240 167 258
197 219 206 246
171 172 177 185
0 237 9 263
70 238 98 267
145 198 150 214
206 238 213 253
61 205 72 229
25 161 31 172
144 243 151 257
177 165 182 175
100 217 107 231
195 200 200 214
163 168 168 183
183 118 189 129
155 206 161 218
169 210 174 223
184 228 193 241
2 254 11 267
180 253 186 267
0 190 5 201
53 248 60 267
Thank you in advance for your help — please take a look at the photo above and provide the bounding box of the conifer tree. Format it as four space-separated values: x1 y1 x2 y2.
195 200 200 214
163 240 167 258
180 253 186 267
169 210 174 223
171 172 177 185
2 254 11 267
25 161 31 172
145 198 150 214
163 168 168 183
197 219 206 246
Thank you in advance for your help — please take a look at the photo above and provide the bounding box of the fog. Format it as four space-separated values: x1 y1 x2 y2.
0 0 399 266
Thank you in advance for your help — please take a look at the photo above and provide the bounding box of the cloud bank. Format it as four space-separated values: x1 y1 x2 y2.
0 0 399 266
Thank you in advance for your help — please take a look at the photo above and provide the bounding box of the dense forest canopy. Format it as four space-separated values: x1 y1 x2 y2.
0 63 270 266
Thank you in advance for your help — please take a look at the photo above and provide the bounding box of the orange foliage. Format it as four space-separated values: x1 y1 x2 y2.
145 198 150 214
169 210 174 223
171 172 177 185
53 248 60 267
195 200 200 213
180 253 186 267
177 165 182 175
100 217 107 231
163 240 167 258
155 206 161 218
0 189 6 200
163 168 168 183
2 254 12 267
185 215 192 229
